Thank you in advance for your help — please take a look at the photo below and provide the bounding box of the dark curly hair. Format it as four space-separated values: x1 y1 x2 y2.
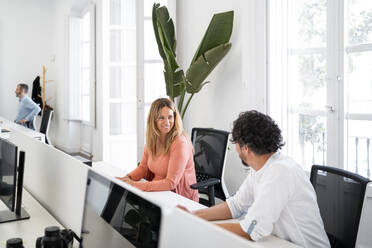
231 110 284 155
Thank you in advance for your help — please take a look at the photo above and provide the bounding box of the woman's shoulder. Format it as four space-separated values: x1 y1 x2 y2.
171 134 192 148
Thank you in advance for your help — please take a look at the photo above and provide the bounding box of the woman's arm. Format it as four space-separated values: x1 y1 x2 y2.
121 147 149 181
132 137 189 191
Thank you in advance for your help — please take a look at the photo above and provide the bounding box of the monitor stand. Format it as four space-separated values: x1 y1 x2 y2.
0 208 30 223
0 151 30 223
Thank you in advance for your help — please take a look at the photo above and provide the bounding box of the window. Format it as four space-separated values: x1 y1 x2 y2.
103 0 170 170
68 5 96 125
345 0 372 178
269 0 372 179
141 0 169 156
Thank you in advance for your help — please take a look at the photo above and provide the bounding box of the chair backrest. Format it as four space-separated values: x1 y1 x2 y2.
40 109 53 135
191 128 229 199
39 109 53 145
310 165 370 248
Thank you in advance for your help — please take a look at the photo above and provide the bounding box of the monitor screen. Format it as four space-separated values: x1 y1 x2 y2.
0 138 17 211
82 170 162 248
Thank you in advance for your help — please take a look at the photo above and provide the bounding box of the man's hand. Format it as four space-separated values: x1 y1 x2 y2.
18 119 27 124
216 223 252 240
178 204 252 240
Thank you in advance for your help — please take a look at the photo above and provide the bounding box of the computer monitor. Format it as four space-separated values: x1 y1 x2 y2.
0 138 18 211
0 138 30 223
81 170 162 248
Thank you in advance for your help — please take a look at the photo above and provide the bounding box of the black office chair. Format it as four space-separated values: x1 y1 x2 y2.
39 109 53 146
25 118 36 130
310 165 371 248
190 128 229 207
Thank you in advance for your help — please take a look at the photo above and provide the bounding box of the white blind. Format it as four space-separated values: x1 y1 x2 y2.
68 16 82 120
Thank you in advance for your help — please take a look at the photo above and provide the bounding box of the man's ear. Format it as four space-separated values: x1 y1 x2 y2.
241 145 249 153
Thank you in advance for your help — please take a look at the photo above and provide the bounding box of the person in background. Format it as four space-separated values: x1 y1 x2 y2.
179 110 330 248
117 98 199 202
15 83 41 130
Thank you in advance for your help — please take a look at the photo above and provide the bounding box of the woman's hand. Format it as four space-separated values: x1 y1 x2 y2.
116 175 134 185
122 176 134 185
177 205 191 213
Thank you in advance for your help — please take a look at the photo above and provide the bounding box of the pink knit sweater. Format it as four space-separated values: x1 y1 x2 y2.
128 135 199 202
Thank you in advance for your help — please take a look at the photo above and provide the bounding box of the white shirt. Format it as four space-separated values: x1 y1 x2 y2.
226 152 330 248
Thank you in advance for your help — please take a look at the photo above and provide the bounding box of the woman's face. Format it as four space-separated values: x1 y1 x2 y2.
156 106 175 135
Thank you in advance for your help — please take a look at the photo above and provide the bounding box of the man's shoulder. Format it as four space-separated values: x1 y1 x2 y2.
266 153 303 177
22 95 32 102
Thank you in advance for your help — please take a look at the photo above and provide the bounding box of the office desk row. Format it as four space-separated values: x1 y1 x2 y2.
91 161 299 248
0 116 45 142
0 116 300 248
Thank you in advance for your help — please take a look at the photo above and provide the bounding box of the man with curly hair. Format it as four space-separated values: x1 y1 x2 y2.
179 110 330 247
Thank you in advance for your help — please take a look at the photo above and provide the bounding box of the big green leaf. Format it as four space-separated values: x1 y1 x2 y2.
156 6 176 55
152 3 166 59
185 43 232 93
153 3 183 99
191 11 234 65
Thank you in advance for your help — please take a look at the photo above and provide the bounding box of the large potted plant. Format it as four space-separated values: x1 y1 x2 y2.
152 4 234 118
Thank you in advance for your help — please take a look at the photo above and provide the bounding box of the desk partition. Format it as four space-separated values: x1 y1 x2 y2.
8 130 88 235
82 170 162 248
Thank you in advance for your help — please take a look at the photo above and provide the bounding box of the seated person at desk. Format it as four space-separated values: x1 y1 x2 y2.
14 83 41 130
179 110 330 248
117 98 198 202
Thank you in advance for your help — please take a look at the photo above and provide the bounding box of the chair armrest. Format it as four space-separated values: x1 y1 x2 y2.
190 178 220 190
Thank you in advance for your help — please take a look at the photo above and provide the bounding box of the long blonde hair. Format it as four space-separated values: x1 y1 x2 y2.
146 98 184 157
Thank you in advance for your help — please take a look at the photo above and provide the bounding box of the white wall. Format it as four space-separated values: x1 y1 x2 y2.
0 0 267 168
177 0 267 193
0 0 55 119
0 0 103 160
177 0 267 132
50 0 103 160
50 0 82 153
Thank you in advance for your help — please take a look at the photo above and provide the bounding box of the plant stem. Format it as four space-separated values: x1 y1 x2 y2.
181 93 194 119
178 90 185 114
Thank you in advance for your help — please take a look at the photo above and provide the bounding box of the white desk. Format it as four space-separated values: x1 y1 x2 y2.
0 189 66 247
92 161 300 248
0 116 45 142
92 161 205 212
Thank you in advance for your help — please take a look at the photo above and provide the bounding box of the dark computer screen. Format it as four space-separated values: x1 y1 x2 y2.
82 170 162 248
0 138 18 211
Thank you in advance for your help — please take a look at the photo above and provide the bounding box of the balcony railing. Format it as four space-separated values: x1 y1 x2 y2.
351 136 371 179
308 134 371 179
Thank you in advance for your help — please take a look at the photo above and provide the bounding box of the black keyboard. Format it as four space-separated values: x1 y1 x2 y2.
196 173 210 182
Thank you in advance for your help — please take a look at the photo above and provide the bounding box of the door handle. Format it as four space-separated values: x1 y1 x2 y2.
325 105 335 112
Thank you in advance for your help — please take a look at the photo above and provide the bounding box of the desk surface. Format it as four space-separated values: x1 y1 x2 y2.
0 116 45 142
92 161 205 212
92 161 300 248
0 189 65 248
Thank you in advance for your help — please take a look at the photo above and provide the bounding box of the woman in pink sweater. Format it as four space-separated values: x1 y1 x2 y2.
118 98 199 202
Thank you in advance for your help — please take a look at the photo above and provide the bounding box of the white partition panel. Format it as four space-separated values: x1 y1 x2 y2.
159 208 300 248
356 182 372 247
8 130 88 235
223 138 249 197
87 163 300 248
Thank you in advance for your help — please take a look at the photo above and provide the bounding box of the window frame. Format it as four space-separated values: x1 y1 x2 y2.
66 4 96 127
268 0 372 178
